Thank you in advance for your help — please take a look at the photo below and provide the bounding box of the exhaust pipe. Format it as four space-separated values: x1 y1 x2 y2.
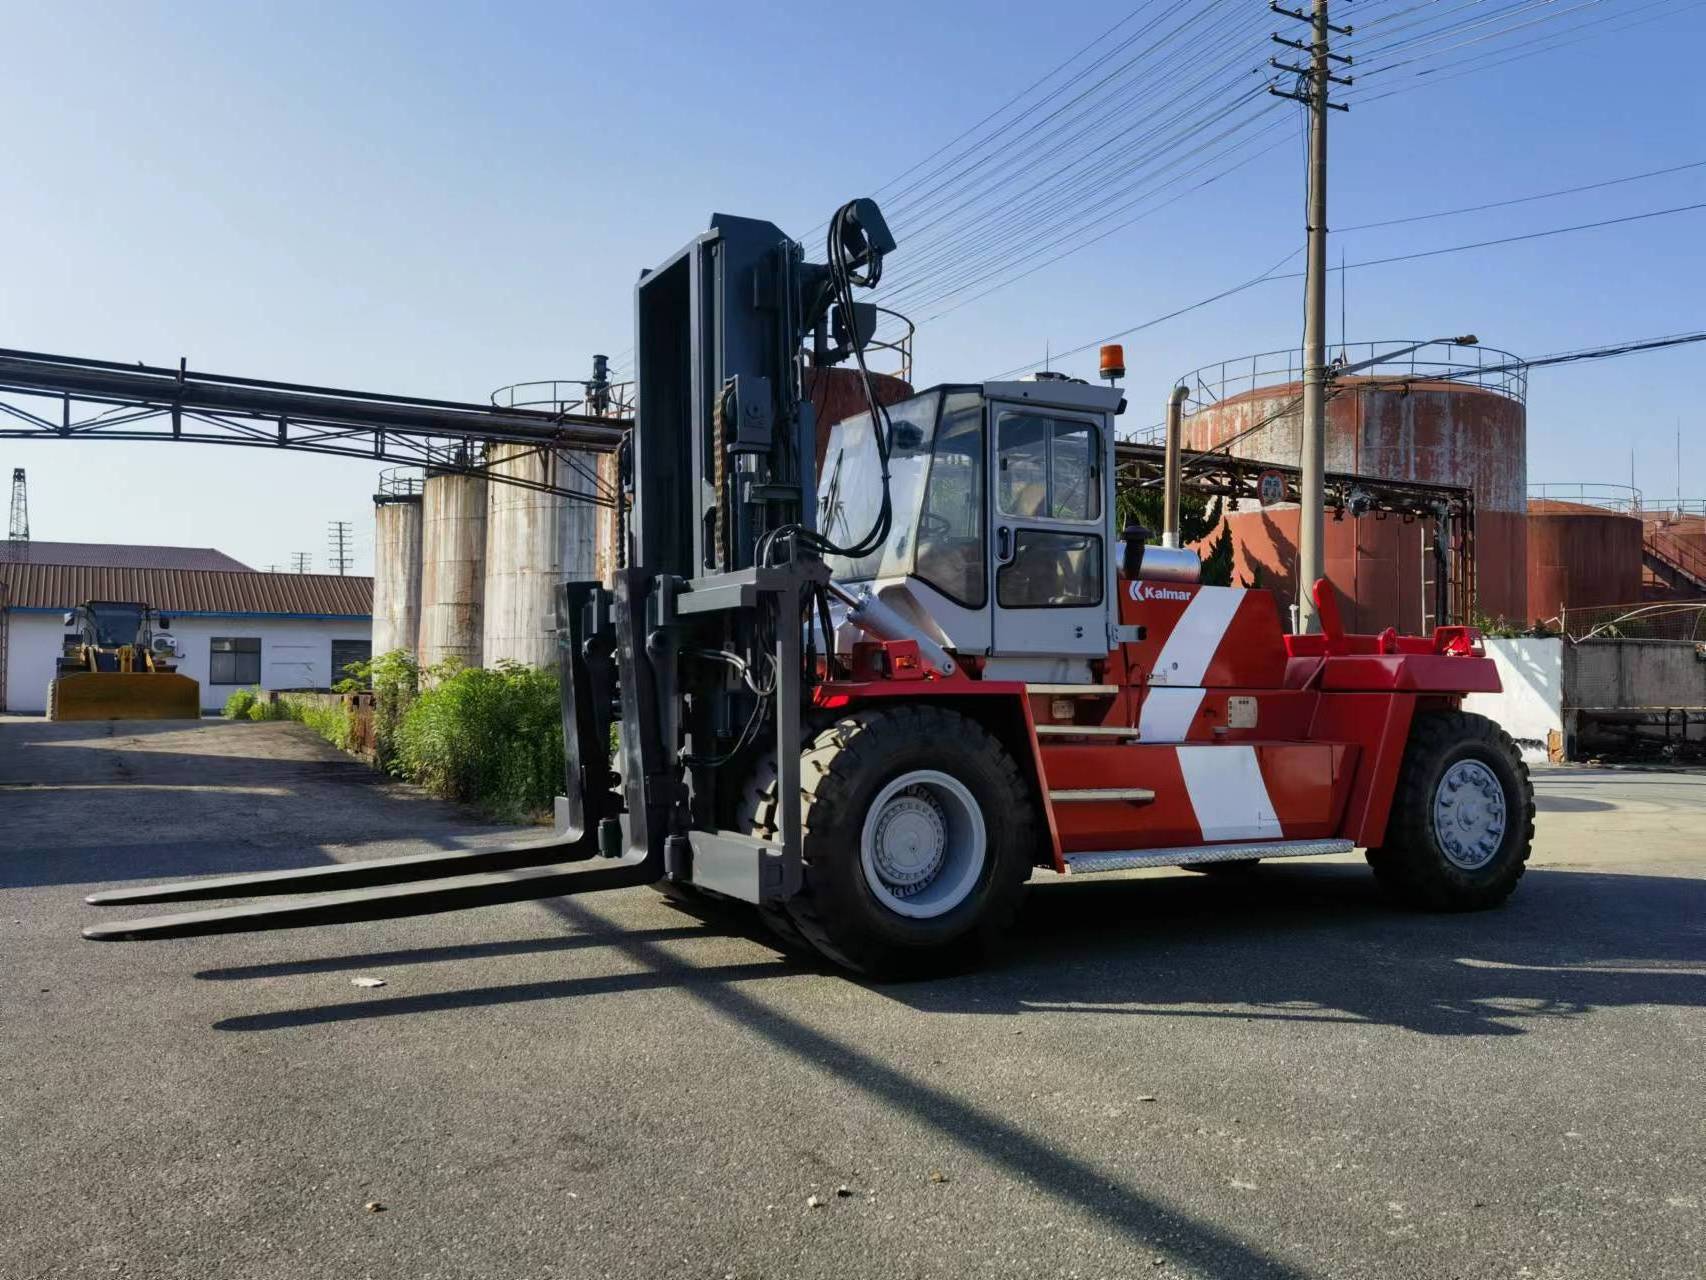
1162 383 1189 549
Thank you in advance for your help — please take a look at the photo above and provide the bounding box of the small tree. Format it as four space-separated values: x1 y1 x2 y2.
1114 486 1233 586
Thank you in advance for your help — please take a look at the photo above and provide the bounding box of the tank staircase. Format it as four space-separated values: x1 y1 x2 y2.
1643 522 1706 595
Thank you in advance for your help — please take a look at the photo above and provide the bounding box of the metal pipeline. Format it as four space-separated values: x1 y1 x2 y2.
1162 383 1188 549
825 581 957 677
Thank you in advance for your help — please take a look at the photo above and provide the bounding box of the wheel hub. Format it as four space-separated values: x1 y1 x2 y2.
1433 759 1507 870
870 789 947 894
858 769 989 921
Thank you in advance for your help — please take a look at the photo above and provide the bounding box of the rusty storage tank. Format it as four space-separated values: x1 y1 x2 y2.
418 461 487 670
1525 486 1645 623
1178 341 1527 632
803 315 916 465
482 443 603 668
371 469 424 656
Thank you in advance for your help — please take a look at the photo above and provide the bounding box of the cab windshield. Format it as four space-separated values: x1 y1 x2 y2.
821 388 986 606
87 604 146 648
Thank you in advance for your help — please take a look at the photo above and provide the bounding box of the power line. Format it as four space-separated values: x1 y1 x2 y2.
1308 199 1706 274
991 201 1706 379
1339 158 1706 232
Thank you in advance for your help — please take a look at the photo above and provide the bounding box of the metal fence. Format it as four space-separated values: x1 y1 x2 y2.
1559 601 1706 642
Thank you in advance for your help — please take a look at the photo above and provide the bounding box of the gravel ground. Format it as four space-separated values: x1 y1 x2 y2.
2 716 1702 1279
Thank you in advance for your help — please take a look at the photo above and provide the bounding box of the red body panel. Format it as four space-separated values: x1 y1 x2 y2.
817 577 1497 868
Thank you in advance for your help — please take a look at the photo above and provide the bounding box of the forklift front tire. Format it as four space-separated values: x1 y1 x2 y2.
781 706 1036 978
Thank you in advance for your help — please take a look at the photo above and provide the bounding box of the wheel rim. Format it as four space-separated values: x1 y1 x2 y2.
859 770 988 919
1432 758 1508 870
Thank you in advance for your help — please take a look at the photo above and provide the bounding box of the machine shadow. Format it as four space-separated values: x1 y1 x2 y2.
891 863 1706 1036
218 894 1316 1278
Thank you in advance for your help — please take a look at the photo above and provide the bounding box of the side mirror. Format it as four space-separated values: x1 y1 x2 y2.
158 617 171 629
63 611 76 626
1120 523 1150 580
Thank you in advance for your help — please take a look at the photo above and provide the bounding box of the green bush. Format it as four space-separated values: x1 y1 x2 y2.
222 687 260 720
246 698 286 722
393 660 564 819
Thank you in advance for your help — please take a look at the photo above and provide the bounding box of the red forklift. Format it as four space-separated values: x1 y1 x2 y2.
84 199 1532 976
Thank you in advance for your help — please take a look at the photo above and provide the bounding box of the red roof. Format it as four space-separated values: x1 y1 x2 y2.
0 563 371 617
5 540 253 571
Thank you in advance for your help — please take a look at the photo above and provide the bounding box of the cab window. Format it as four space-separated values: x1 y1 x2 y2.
914 392 985 607
996 412 1101 521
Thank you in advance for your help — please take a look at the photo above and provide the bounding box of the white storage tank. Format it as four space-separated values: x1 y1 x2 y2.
482 444 601 668
418 467 487 670
371 473 423 657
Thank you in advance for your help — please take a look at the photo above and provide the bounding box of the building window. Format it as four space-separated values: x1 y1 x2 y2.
331 639 372 685
210 637 261 685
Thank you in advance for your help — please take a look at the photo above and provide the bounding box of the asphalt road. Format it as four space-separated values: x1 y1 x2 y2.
3 716 1702 1279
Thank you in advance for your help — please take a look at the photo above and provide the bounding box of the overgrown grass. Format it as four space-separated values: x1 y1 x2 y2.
392 661 564 819
222 651 565 820
222 687 260 720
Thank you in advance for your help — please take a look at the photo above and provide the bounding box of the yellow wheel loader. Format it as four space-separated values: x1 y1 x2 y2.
47 600 201 721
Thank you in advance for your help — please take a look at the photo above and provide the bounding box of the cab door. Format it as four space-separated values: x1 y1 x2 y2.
987 399 1111 661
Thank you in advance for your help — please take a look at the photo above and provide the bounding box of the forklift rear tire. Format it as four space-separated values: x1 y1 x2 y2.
766 706 1036 978
1366 710 1534 911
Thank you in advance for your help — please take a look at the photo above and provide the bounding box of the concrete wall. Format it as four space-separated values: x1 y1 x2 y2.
3 611 371 714
1463 637 1564 764
1566 639 1706 709
1462 637 1706 761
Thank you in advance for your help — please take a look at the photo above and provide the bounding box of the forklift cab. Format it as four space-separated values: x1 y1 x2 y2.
821 378 1121 679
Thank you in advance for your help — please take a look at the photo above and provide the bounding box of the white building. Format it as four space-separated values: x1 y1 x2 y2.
0 541 372 714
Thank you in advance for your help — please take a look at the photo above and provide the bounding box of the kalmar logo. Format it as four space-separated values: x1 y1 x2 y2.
1130 582 1191 602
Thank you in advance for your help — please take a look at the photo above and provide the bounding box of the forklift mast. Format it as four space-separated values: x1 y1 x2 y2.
82 198 898 939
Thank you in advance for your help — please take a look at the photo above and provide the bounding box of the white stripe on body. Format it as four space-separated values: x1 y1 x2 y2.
1177 744 1283 841
1138 687 1205 742
1148 587 1245 686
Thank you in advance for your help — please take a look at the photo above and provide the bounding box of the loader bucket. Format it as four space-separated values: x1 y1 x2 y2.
48 672 202 721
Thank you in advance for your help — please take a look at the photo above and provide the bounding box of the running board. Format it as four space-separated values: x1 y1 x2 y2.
1064 838 1355 874
1035 724 1141 739
83 835 596 907
1050 788 1155 803
82 854 656 942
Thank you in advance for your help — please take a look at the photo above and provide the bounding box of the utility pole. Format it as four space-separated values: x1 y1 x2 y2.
6 467 26 562
289 551 312 574
1270 0 1350 632
326 520 354 576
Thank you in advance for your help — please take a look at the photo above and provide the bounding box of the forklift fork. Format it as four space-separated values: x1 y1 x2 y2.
83 578 667 942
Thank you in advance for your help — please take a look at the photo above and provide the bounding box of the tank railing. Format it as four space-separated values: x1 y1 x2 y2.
1528 483 1643 514
377 467 424 497
1642 498 1706 519
421 440 488 471
1180 340 1528 411
863 308 915 385
490 380 636 419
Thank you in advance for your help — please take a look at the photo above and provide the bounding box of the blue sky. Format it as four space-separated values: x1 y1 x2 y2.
2 0 1701 572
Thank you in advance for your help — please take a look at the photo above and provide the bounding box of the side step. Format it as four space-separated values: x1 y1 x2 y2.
1035 724 1141 740
1049 788 1155 803
1064 838 1355 874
